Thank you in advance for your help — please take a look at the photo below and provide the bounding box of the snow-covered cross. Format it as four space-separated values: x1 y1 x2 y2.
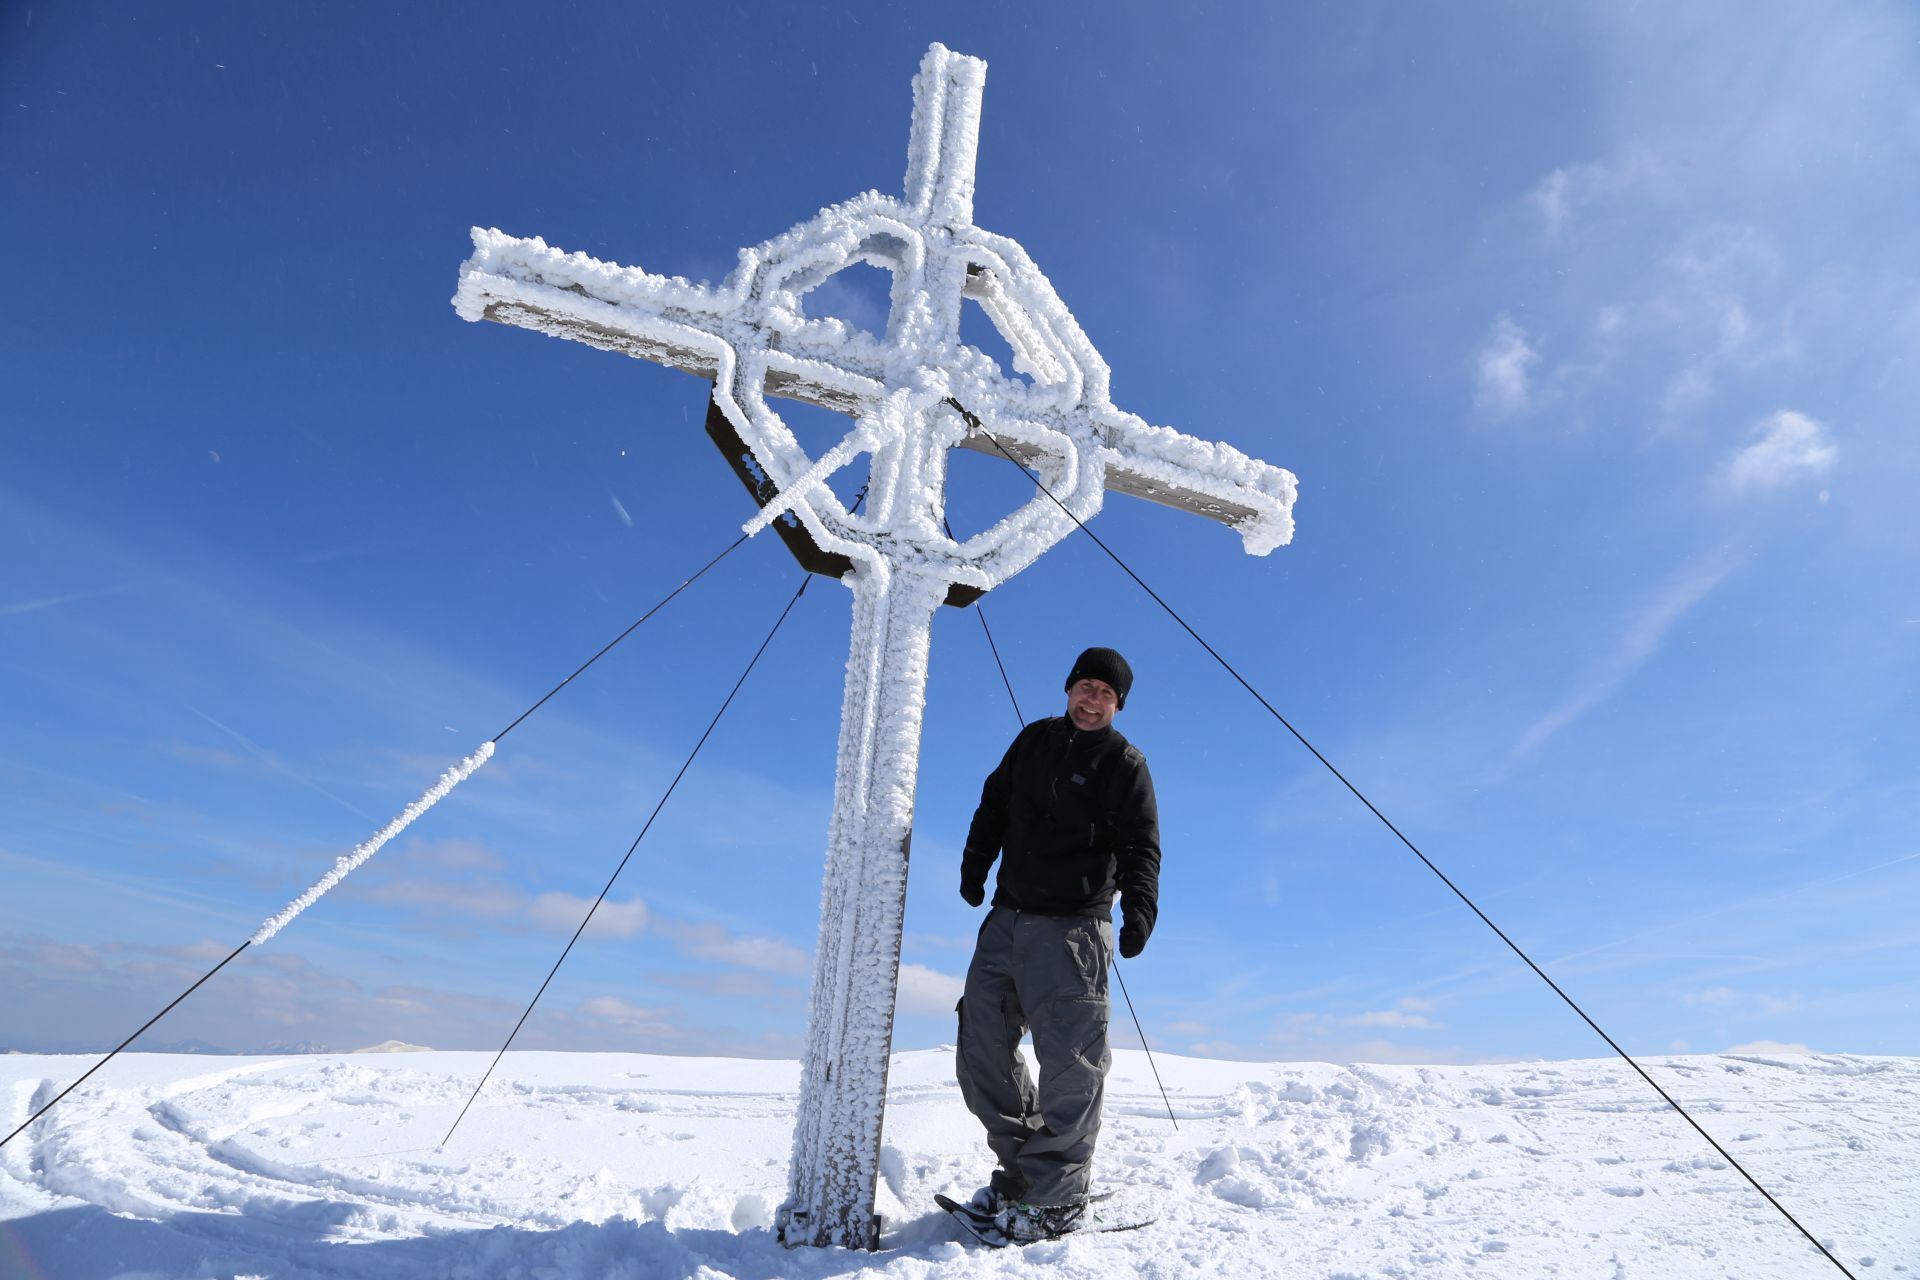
453 44 1297 1250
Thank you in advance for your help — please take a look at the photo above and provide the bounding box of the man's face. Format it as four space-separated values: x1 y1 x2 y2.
1066 677 1119 732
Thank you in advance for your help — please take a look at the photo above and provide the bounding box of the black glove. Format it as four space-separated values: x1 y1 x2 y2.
1119 919 1148 959
960 875 985 908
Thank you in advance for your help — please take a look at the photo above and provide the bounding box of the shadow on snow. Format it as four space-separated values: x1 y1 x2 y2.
0 1202 976 1280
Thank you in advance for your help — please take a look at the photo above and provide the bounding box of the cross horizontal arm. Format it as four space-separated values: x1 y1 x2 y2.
471 297 871 418
950 426 1290 549
455 230 1298 554
453 228 880 418
942 401 1297 555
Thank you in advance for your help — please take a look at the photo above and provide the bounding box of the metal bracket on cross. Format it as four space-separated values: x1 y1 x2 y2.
452 43 1297 1251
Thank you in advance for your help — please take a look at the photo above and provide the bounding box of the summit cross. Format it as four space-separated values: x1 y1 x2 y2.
453 44 1297 1250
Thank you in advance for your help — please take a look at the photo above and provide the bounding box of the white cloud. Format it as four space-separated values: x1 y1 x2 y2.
405 838 507 873
1527 166 1582 239
654 971 782 998
1716 409 1837 495
1513 550 1737 757
658 920 810 975
358 876 650 939
1272 1000 1447 1045
357 866 806 974
577 995 678 1036
1473 315 1540 415
1724 1039 1814 1056
1659 362 1717 416
1285 1038 1481 1066
530 891 649 939
1682 987 1802 1016
894 962 965 1014
1347 1009 1442 1030
1648 228 1800 418
801 262 893 337
1344 997 1443 1031
1526 151 1660 239
361 876 528 919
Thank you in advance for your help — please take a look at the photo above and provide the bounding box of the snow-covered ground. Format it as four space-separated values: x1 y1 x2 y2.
2 1046 1911 1278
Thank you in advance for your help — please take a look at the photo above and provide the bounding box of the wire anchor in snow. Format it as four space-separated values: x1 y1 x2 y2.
0 537 748 1152
974 428 1860 1280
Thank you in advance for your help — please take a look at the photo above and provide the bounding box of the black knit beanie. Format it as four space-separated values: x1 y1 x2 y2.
1064 646 1133 710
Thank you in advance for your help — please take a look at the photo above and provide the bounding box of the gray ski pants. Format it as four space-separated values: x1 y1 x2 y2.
955 906 1113 1207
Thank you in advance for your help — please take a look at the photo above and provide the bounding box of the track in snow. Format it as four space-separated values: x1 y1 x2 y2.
2 1048 1913 1278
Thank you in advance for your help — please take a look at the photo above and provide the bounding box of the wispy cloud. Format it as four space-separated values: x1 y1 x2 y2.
1682 986 1804 1017
1526 150 1662 239
576 994 680 1039
1473 315 1539 416
184 707 376 821
1347 1008 1443 1031
405 838 507 873
1275 998 1449 1045
355 865 794 960
655 918 810 975
358 874 535 920
802 262 893 337
0 930 802 1056
1261 1021 1480 1066
0 582 141 618
1715 409 1837 496
1513 551 1738 758
1653 226 1798 418
1724 1039 1813 1056
530 890 649 938
894 961 964 1014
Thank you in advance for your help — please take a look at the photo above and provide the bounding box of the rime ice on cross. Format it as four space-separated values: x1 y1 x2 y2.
453 44 1297 1250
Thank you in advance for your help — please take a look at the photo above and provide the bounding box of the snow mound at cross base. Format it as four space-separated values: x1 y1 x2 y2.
1 1048 1911 1278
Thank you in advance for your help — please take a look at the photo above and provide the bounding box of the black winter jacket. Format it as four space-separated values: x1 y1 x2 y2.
961 716 1160 938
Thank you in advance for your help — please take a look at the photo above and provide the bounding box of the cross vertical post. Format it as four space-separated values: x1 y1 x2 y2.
453 43 1298 1250
780 562 946 1249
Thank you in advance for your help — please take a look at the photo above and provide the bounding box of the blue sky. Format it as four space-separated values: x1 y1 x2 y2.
3 2 1916 1066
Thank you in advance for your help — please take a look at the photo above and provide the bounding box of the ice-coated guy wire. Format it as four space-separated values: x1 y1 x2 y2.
0 534 752 1152
1 746 495 1152
974 429 1858 1280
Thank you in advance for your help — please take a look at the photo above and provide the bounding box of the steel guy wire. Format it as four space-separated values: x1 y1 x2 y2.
448 481 863 1144
1108 962 1178 1130
964 558 1029 728
492 532 750 743
1 941 252 1151
443 571 814 1146
0 534 753 1152
962 416 1856 1280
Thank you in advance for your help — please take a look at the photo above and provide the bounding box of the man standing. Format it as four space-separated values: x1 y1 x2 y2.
955 646 1161 1242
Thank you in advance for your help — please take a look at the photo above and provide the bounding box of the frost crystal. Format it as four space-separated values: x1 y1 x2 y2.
250 741 494 945
452 42 1298 1250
